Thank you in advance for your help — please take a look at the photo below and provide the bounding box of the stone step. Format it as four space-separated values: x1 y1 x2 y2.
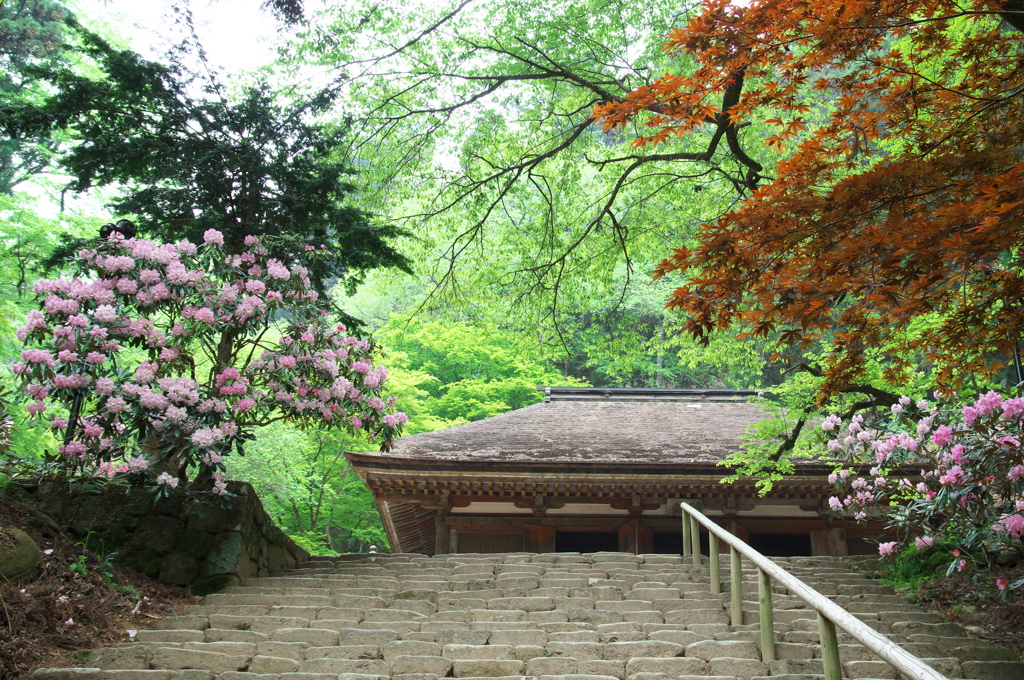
33 553 1023 680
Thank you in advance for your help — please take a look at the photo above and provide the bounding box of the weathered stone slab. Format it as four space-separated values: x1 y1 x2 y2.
334 595 386 609
442 645 515 660
960 660 1024 680
391 655 452 676
527 656 578 676
249 616 310 634
451 659 525 677
304 645 381 660
296 658 390 675
708 657 768 678
469 609 527 622
84 646 153 670
437 629 490 646
30 669 103 680
150 648 249 674
550 631 600 643
335 630 399 647
270 628 339 646
488 597 554 611
578 660 625 679
645 630 705 647
665 608 728 625
488 630 547 646
135 631 205 644
890 621 966 638
438 597 487 611
545 642 603 662
247 656 300 673
569 609 622 625
604 640 683 660
203 629 268 644
382 640 442 662
624 657 707 675
153 617 209 631
684 640 760 661
255 641 309 660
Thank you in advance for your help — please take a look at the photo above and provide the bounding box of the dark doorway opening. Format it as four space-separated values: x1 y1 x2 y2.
747 533 812 556
652 531 683 554
654 530 713 555
556 531 619 552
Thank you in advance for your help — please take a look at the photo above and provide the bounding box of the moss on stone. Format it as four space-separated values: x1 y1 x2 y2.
190 573 235 596
173 531 215 560
122 548 163 577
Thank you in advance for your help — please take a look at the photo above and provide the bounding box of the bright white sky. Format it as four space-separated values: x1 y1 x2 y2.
91 0 280 75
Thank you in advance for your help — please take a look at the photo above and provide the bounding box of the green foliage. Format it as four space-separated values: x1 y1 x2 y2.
876 544 950 591
715 337 955 492
227 423 389 554
68 531 117 585
2 13 411 306
0 0 70 61
378 318 586 423
0 0 76 193
288 0 749 342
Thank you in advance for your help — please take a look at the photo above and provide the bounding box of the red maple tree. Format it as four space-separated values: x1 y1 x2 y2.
594 0 1024 394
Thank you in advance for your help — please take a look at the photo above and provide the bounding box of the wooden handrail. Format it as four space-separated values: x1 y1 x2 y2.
679 502 948 680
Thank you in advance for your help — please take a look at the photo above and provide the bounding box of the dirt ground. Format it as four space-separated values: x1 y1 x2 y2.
914 562 1024 661
0 497 198 680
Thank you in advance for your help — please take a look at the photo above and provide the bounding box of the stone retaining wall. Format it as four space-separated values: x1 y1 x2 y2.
10 479 309 595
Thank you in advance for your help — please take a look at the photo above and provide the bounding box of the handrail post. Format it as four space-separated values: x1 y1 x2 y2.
674 500 949 680
758 567 775 662
730 545 742 626
709 531 720 595
690 513 701 566
817 612 842 680
682 505 691 557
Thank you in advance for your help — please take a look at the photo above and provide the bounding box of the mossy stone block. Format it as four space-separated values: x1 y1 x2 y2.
0 527 40 583
173 531 216 560
68 490 134 534
191 573 237 596
130 515 183 554
159 552 199 586
202 532 244 577
122 548 163 577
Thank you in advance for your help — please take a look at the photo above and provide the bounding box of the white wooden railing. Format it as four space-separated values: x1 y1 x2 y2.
679 502 948 680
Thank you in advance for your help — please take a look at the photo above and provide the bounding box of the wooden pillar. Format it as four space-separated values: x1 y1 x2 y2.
690 513 701 566
758 568 776 661
728 520 749 543
434 514 450 554
638 523 653 554
730 545 742 626
524 524 555 553
682 509 692 557
619 519 638 554
810 527 848 556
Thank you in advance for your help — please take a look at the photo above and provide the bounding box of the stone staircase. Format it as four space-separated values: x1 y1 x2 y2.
33 552 1024 680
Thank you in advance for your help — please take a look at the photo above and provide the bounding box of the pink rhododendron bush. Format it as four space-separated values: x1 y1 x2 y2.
823 392 1024 595
11 229 406 496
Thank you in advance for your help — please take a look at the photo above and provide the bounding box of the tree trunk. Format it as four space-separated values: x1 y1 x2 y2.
656 320 666 388
1000 1 1024 33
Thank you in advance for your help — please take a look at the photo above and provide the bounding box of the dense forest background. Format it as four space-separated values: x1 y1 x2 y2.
1 0 1012 554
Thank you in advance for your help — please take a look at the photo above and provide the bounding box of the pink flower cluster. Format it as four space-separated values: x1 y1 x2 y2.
12 231 407 491
993 514 1024 538
825 391 1024 587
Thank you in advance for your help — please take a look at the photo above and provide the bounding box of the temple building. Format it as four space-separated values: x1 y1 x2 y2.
347 387 875 557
